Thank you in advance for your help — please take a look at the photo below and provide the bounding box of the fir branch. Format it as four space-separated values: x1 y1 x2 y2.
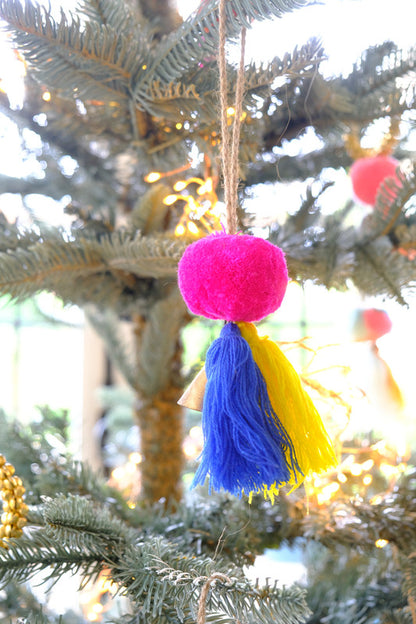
73 231 185 279
332 43 416 127
371 164 416 238
262 74 353 150
77 0 142 35
245 39 324 96
0 408 72 501
142 39 324 120
381 609 415 624
0 0 147 103
272 187 357 291
111 536 310 624
244 145 350 185
268 181 416 303
1 494 309 624
35 460 136 523
261 47 416 152
129 183 172 235
139 79 200 117
0 580 69 624
349 80 416 125
0 87 125 193
62 462 125 508
345 44 416 100
0 214 41 253
305 542 406 624
0 407 143 520
314 208 357 289
0 229 186 308
300 487 416 554
137 495 264 566
0 529 104 588
281 183 334 234
0 171 74 199
42 494 135 547
353 238 412 305
134 0 307 105
113 611 240 624
402 554 416 605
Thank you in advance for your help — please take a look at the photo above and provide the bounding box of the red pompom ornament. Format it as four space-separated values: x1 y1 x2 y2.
350 155 400 205
178 232 288 322
352 308 392 342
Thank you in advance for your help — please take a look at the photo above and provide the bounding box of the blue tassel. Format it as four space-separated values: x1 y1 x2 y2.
191 322 300 497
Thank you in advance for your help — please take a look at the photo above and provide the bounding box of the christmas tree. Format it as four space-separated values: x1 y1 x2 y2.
0 0 415 621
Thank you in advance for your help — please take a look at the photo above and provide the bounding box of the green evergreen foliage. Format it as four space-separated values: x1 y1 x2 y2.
0 445 311 623
2 409 416 623
305 544 407 624
0 225 185 312
0 0 415 621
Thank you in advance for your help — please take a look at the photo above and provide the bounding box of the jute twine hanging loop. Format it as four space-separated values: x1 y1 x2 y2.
196 0 246 620
218 0 246 235
197 572 232 624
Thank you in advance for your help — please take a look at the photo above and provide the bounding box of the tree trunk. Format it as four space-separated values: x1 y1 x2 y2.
133 287 189 504
136 384 184 503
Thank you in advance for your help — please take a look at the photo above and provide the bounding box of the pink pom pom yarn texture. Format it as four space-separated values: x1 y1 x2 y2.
350 155 399 205
177 233 288 322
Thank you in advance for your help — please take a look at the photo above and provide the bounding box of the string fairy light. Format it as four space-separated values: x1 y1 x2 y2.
304 437 409 509
144 163 192 183
80 570 118 622
270 335 411 510
144 161 222 236
108 451 143 508
160 175 222 237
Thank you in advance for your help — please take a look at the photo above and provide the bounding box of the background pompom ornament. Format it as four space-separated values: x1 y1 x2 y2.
350 154 400 205
352 308 393 342
177 232 288 322
351 308 405 414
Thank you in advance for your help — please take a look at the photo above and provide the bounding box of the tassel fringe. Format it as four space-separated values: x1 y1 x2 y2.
237 322 338 499
191 323 300 497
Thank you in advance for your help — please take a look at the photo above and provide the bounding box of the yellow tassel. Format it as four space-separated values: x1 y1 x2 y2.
237 323 338 497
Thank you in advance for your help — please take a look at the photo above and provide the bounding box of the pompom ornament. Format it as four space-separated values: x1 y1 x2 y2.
352 308 393 343
177 0 337 501
350 155 400 205
351 308 404 415
178 233 288 322
178 233 337 501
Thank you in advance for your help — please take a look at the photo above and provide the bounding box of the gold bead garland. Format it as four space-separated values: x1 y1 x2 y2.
0 454 28 548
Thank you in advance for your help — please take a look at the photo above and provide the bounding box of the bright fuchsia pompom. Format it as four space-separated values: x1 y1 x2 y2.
178 233 288 322
350 155 400 205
